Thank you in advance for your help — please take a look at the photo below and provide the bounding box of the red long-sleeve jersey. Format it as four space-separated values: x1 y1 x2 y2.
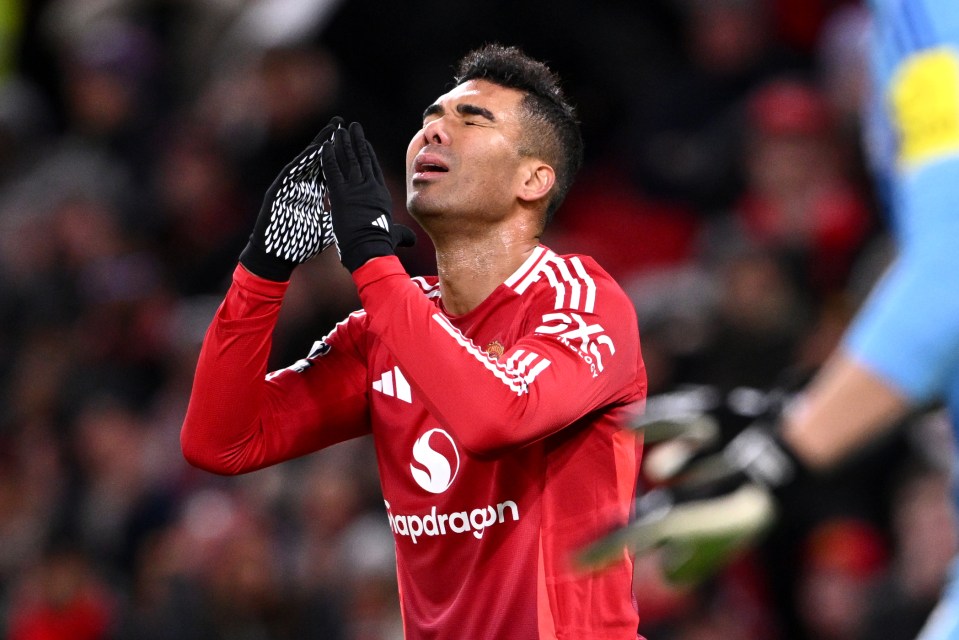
182 245 647 639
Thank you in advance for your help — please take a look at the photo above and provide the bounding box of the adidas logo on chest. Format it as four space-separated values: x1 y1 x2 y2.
373 366 412 403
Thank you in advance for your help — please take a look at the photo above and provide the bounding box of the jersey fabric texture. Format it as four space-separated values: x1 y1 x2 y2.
181 245 647 639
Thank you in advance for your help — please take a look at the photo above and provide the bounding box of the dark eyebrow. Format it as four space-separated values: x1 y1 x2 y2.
421 103 496 122
423 103 443 120
457 103 496 122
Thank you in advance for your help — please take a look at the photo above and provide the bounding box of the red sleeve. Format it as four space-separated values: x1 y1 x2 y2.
181 265 372 475
353 255 645 456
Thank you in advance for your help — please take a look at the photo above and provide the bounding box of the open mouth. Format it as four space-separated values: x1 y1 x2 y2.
413 154 449 176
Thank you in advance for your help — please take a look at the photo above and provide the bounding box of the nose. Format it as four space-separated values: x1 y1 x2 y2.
421 117 450 146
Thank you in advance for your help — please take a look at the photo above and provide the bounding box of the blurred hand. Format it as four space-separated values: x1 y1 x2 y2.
577 387 806 584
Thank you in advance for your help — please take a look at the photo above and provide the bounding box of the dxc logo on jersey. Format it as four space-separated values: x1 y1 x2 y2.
536 311 616 376
410 428 460 494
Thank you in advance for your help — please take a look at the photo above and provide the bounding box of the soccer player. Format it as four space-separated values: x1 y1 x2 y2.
181 45 647 639
582 1 959 635
779 2 959 637
776 0 959 481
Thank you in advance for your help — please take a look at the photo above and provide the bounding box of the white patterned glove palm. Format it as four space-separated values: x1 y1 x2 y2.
239 116 343 281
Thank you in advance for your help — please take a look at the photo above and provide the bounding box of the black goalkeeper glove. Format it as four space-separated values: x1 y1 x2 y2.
320 122 416 273
578 387 808 584
239 116 343 282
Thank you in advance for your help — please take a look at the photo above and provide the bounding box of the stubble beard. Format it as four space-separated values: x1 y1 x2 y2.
408 188 496 248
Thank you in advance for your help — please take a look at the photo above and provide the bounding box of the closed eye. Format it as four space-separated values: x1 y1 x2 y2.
420 102 495 127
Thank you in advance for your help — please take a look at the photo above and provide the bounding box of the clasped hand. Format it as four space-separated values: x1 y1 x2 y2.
321 122 416 273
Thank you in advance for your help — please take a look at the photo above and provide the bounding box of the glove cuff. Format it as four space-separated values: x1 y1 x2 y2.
341 239 395 273
239 240 295 282
723 425 807 492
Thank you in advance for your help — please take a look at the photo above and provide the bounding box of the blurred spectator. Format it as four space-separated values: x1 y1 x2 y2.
729 77 873 296
151 123 249 296
0 77 53 186
0 423 64 590
338 513 404 640
736 80 870 295
769 0 857 53
283 442 399 638
199 42 342 198
112 529 209 640
688 248 807 391
58 20 156 139
46 17 162 207
543 167 701 283
861 459 959 640
6 546 116 640
623 0 806 210
642 555 778 640
794 518 889 640
61 396 175 582
632 551 699 636
198 520 318 639
815 5 872 136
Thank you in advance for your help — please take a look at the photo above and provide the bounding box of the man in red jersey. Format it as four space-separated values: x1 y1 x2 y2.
181 44 647 639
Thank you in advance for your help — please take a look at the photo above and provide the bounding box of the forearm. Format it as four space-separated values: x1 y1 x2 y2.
780 350 910 469
181 266 290 474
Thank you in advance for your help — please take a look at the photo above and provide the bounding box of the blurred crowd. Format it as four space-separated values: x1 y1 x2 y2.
0 0 955 639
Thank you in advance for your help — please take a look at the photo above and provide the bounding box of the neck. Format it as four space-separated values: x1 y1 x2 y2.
433 227 540 316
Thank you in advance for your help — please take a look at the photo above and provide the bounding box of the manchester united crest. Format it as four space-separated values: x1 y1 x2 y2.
484 340 505 359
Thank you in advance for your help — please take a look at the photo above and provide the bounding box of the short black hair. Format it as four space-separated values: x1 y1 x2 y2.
454 44 583 224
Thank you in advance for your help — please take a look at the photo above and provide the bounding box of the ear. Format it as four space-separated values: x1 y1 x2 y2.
516 161 555 205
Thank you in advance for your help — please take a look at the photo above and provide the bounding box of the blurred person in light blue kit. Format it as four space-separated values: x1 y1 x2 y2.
777 1 959 637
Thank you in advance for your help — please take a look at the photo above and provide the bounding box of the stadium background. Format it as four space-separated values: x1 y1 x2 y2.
0 0 955 638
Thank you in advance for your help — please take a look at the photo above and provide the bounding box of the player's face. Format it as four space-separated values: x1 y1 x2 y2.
406 80 529 225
